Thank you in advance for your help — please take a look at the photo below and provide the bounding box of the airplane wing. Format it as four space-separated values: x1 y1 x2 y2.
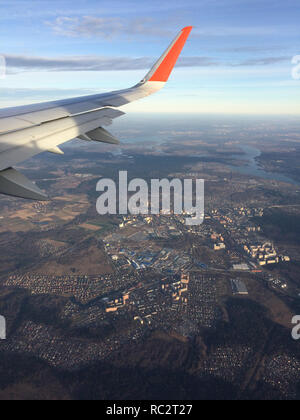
0 26 192 200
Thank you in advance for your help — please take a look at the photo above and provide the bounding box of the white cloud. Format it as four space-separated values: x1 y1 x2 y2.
2 52 291 74
46 15 173 38
2 54 218 73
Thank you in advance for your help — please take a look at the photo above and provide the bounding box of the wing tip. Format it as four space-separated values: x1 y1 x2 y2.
148 26 193 83
182 26 193 32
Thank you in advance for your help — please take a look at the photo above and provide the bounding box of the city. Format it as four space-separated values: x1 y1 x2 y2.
0 57 299 399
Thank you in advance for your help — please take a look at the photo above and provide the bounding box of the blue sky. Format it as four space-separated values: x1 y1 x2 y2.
0 0 299 114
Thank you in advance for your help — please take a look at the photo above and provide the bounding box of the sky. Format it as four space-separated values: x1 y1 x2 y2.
0 0 299 115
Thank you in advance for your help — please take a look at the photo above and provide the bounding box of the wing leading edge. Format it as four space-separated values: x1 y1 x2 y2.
0 26 192 200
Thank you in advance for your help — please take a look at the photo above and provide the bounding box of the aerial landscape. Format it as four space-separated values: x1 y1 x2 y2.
0 0 299 403
0 114 300 400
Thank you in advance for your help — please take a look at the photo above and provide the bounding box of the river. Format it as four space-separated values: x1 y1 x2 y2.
227 145 299 186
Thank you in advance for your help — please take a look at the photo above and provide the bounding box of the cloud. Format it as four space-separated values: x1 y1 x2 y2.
4 54 153 72
235 56 290 66
193 26 279 37
219 46 285 53
0 87 96 98
46 16 173 38
177 56 218 67
2 54 218 73
2 52 289 74
47 15 287 42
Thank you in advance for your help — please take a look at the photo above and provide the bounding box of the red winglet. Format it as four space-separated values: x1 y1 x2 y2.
149 26 193 82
